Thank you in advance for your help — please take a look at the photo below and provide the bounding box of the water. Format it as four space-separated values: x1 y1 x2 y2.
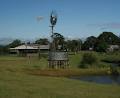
70 75 120 85
69 62 120 85
108 62 119 67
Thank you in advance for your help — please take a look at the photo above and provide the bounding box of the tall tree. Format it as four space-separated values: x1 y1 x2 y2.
52 33 65 50
95 41 108 52
98 32 120 45
65 39 82 52
8 39 22 48
35 38 49 45
95 32 120 52
82 36 97 50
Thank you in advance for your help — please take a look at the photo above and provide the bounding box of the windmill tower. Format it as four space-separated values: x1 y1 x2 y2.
48 11 69 69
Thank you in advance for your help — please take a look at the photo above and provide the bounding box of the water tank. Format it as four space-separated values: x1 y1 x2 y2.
48 51 68 61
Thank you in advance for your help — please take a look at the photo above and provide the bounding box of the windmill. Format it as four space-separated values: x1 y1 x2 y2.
48 11 69 69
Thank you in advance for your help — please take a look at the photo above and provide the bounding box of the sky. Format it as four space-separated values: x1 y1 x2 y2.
0 0 120 40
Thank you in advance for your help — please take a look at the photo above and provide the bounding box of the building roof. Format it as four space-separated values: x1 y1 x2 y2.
109 45 119 48
10 44 50 50
107 45 119 52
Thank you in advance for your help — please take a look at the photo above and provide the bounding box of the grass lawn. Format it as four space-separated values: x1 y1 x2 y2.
0 53 120 98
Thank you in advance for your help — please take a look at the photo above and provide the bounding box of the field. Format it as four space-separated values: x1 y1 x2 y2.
0 52 120 98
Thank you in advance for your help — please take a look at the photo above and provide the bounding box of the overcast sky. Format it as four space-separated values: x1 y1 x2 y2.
0 0 120 39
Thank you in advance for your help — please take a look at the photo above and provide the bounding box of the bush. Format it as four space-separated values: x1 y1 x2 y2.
79 52 98 68
109 65 119 75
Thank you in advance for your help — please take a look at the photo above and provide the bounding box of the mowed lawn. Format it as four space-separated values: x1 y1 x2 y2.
0 55 120 98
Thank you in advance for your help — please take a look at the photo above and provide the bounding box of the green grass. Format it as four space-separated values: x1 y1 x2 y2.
0 69 120 98
25 68 111 77
0 53 120 98
69 52 83 68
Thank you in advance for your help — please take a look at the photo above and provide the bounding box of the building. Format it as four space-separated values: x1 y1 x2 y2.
107 45 120 52
10 44 50 56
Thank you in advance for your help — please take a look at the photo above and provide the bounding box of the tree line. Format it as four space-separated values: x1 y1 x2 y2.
82 32 120 52
0 31 120 54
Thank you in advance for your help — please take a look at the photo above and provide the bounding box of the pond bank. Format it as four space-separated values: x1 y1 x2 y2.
24 68 117 77
69 75 120 85
102 60 120 67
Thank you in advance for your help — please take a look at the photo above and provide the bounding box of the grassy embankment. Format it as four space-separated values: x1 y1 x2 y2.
0 53 108 76
0 51 120 76
0 52 120 98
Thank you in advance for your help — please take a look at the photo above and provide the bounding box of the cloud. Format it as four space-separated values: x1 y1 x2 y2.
36 16 44 22
100 23 120 30
88 22 120 30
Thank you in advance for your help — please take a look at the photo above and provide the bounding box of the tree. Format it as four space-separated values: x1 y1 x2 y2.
52 33 65 50
98 32 120 45
82 32 120 52
95 32 120 52
65 39 82 52
35 38 49 45
35 38 49 59
95 41 108 52
8 39 22 48
82 36 97 50
0 45 3 54
0 45 10 55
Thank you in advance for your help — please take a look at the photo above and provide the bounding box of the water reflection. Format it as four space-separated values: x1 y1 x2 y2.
70 75 120 84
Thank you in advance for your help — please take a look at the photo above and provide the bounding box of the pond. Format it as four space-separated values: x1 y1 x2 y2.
108 62 120 67
69 75 120 85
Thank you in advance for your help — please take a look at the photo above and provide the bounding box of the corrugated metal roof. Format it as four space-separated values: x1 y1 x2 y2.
10 44 49 50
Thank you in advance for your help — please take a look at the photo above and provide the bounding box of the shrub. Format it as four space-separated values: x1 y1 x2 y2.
109 65 119 75
79 52 98 68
